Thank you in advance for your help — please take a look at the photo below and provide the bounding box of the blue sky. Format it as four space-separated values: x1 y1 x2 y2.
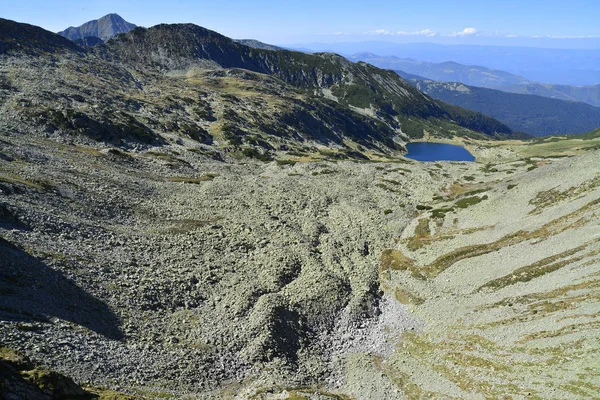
3 0 600 48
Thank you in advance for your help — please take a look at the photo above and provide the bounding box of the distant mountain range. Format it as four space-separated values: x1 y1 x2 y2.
501 83 600 108
291 42 600 86
396 72 600 136
348 53 533 88
352 53 600 108
58 13 136 42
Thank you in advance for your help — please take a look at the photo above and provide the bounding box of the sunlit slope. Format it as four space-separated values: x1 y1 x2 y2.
369 150 600 399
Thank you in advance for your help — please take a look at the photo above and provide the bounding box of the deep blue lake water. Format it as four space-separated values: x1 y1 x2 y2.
405 142 475 162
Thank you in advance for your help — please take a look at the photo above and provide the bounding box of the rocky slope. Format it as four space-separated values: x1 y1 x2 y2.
1 16 599 400
0 19 81 55
234 39 282 51
58 13 136 42
1 115 598 399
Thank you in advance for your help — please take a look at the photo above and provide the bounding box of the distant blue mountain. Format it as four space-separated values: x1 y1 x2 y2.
397 72 600 136
290 42 600 86
348 53 532 88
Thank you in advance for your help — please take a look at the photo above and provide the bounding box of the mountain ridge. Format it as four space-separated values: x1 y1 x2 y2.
93 22 514 138
399 73 600 136
0 17 518 164
0 18 81 54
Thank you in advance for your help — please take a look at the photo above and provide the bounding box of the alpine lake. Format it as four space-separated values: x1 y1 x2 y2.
405 142 475 162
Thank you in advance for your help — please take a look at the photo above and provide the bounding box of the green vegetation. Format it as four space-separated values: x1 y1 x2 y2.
455 195 488 209
312 168 337 176
480 163 498 173
276 159 297 166
167 173 217 183
394 287 424 305
249 386 352 400
415 198 599 278
431 207 454 219
529 176 600 214
381 179 401 186
416 204 433 211
380 249 424 281
479 241 600 291
414 218 431 237
241 147 273 161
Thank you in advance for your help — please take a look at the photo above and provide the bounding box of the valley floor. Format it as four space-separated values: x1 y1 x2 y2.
1 131 599 399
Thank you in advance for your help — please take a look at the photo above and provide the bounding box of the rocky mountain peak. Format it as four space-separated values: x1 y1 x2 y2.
58 13 136 41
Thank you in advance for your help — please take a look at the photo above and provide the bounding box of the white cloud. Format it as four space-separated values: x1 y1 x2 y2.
366 28 437 37
365 29 395 35
396 29 437 37
447 27 478 37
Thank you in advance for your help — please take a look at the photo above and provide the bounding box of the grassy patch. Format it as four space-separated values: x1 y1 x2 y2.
312 168 337 176
146 151 191 166
375 183 402 194
529 176 600 214
416 204 433 211
406 218 432 251
167 173 218 183
455 195 488 209
380 249 415 271
0 172 54 192
480 163 498 173
387 167 412 174
242 147 273 162
381 179 401 186
414 218 431 237
418 198 599 278
394 287 424 305
431 207 454 219
380 249 424 279
276 159 297 166
479 242 600 291
249 386 351 400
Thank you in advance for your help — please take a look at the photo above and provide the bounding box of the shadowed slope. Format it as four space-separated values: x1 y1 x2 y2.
0 237 123 340
0 18 81 55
